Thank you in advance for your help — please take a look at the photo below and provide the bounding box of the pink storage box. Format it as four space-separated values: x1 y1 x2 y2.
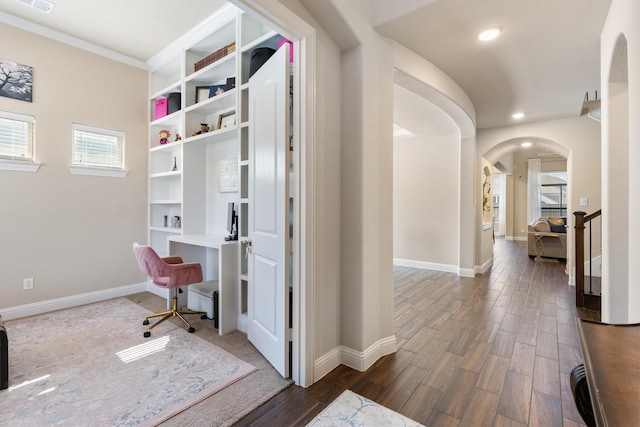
154 98 168 120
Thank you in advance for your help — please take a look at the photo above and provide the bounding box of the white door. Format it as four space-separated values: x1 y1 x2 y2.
247 44 290 377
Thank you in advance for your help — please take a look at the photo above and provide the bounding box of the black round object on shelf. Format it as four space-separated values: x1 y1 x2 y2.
249 47 276 78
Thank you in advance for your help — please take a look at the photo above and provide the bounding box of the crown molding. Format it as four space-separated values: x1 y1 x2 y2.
0 11 146 69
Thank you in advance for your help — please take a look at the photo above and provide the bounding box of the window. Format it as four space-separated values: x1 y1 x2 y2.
0 110 35 162
540 171 567 218
70 123 127 177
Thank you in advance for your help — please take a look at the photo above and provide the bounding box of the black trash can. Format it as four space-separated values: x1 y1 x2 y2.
249 47 276 78
0 315 7 390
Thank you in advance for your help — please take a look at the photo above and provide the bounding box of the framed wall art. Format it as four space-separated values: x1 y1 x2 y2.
217 157 238 192
0 58 32 102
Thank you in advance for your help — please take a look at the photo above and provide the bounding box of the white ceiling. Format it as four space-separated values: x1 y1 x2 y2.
375 0 611 131
0 0 612 137
0 0 227 63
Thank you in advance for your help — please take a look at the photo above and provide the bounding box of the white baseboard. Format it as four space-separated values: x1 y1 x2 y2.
314 347 342 381
474 257 493 275
0 282 148 321
458 267 475 277
314 335 397 381
394 258 458 274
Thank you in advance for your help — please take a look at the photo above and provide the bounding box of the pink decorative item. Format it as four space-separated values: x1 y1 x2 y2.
278 39 294 63
155 98 168 120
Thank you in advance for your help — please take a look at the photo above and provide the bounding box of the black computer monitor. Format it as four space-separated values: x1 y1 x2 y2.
225 202 237 241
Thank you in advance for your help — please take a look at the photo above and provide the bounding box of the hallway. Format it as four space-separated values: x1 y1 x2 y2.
237 238 585 426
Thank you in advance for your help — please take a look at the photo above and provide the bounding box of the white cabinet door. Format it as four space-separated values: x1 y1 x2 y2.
247 44 290 377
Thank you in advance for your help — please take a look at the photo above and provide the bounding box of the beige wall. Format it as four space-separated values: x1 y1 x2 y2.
0 23 148 308
393 127 460 269
600 0 640 323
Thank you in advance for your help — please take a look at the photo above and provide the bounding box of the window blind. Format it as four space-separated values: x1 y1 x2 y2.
0 111 35 161
72 124 124 169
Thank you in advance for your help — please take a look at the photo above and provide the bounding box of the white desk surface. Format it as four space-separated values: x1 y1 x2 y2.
168 234 236 248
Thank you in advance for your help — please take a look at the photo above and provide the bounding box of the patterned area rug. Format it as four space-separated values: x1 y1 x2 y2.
307 390 425 426
0 298 256 426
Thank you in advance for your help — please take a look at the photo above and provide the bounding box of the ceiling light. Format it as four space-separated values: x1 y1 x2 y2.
521 142 532 148
15 0 55 14
477 27 501 41
512 112 525 120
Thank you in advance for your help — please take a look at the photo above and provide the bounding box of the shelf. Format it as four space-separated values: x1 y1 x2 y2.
150 110 182 128
150 81 182 101
149 199 182 205
186 53 236 85
241 30 279 53
183 127 237 145
185 88 236 114
150 170 181 179
150 141 182 152
149 226 182 234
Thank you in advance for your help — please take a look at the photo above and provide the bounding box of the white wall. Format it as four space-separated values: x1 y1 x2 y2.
0 23 148 310
600 0 640 323
393 109 461 271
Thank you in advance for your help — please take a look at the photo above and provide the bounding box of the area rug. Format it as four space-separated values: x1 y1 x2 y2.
0 298 256 426
306 390 425 427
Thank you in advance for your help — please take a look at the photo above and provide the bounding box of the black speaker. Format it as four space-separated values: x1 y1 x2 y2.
167 92 181 115
249 47 276 78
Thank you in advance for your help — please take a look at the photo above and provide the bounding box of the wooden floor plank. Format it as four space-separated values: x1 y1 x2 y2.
234 239 586 427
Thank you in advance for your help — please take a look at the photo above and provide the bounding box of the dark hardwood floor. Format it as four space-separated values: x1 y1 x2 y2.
235 239 587 426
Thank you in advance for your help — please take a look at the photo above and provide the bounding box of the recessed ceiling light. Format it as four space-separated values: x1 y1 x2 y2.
477 27 501 41
512 112 525 120
521 142 532 148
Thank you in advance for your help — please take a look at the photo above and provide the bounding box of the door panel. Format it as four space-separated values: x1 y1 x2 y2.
247 44 290 377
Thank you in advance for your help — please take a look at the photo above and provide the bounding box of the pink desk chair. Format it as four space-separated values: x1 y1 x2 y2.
133 243 207 337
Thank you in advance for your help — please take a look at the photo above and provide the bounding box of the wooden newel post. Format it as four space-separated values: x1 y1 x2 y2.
574 211 586 308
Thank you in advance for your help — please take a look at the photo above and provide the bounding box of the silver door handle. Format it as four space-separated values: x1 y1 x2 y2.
243 239 252 258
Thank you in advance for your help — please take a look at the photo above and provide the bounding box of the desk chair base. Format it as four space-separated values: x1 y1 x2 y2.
143 295 207 338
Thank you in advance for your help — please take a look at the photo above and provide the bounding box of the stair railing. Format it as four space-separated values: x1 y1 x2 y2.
573 210 601 309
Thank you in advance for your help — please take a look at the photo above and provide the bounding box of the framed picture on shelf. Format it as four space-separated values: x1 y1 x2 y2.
195 86 210 103
209 84 226 98
217 110 236 130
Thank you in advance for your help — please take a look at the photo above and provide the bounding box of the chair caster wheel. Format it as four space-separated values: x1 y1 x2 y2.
188 327 195 333
143 319 149 325
201 314 208 319
143 331 151 338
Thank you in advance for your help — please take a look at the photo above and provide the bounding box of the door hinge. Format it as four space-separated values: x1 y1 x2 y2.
286 238 293 254
287 328 293 342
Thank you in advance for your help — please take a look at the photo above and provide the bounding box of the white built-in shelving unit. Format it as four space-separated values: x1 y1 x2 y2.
147 4 284 333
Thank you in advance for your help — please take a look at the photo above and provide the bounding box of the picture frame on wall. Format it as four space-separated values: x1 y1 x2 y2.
217 110 236 130
217 157 238 192
0 58 32 102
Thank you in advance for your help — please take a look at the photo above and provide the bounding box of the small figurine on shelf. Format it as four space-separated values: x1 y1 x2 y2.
192 123 210 136
159 129 170 145
172 156 178 171
175 133 182 142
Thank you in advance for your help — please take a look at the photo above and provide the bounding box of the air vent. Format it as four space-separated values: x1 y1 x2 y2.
15 0 54 14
